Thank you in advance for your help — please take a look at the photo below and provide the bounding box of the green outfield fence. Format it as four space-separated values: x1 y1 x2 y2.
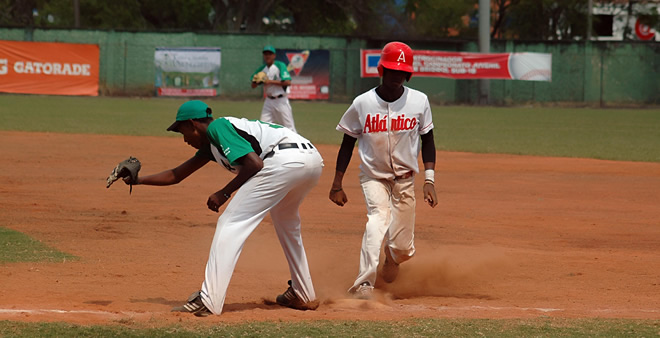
2 27 659 105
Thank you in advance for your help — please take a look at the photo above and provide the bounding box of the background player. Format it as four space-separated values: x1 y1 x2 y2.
117 100 323 315
328 42 438 299
251 45 296 132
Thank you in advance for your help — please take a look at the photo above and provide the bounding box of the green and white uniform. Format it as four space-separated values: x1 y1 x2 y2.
251 61 296 132
195 117 323 314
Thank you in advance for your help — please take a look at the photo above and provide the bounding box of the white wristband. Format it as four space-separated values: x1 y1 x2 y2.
424 169 435 183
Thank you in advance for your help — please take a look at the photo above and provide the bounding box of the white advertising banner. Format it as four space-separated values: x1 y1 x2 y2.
155 47 221 96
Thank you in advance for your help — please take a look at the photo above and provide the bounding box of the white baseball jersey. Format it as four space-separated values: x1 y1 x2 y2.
252 61 291 97
192 116 323 314
337 86 434 180
196 117 302 173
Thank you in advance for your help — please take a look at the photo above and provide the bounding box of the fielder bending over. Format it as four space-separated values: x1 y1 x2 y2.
119 100 322 316
329 42 438 299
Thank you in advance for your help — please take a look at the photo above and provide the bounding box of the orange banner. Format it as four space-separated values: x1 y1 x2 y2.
0 40 99 96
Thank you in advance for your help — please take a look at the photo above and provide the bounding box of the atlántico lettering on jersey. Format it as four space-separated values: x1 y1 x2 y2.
336 86 434 180
363 113 418 133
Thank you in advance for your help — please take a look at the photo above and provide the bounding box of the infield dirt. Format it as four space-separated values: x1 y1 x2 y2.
1 131 658 324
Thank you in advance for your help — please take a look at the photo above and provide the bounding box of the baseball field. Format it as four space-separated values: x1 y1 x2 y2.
1 94 659 336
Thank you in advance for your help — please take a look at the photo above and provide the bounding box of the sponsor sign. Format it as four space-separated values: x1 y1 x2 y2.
276 49 330 100
361 49 552 81
0 40 99 96
155 47 221 97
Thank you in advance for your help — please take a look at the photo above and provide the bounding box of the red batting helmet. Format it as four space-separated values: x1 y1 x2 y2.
377 41 414 81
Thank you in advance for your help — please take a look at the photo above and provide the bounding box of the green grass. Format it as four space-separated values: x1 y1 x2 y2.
0 227 77 263
435 106 660 162
1 318 659 337
1 94 659 161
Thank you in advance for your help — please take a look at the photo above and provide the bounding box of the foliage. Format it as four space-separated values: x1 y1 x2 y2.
1 1 657 41
491 0 521 38
504 0 589 40
403 0 475 38
0 0 399 36
0 0 38 27
210 0 278 32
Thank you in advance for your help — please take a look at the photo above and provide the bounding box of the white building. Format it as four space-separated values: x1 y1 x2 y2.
592 1 659 40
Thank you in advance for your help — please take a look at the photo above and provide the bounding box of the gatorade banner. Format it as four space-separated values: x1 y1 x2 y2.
275 49 330 100
155 47 221 97
0 40 99 96
361 49 552 81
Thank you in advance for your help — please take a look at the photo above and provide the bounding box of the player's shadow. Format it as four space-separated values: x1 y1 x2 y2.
223 300 281 313
389 292 496 301
129 298 282 312
129 297 182 307
84 300 113 306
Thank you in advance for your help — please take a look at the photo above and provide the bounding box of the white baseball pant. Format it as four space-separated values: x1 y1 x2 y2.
260 96 296 132
199 143 323 314
349 173 416 291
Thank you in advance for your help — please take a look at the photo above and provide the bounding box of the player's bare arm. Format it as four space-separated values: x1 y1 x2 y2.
421 130 438 208
130 155 210 186
207 152 263 212
329 134 357 207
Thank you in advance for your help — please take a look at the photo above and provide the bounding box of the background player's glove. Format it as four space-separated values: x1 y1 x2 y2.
106 156 141 194
252 71 268 84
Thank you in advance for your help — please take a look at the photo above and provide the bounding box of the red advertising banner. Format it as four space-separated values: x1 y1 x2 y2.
0 40 99 96
276 49 330 100
361 49 551 81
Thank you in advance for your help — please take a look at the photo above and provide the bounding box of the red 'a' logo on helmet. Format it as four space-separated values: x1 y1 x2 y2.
397 50 406 63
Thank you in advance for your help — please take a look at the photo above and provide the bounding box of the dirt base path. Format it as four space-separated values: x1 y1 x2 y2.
1 131 658 324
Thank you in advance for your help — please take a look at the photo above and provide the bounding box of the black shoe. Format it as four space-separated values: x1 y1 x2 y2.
171 290 212 317
276 280 319 310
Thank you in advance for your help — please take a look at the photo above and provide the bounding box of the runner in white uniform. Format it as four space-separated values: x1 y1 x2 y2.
329 42 438 299
251 45 296 132
130 100 322 316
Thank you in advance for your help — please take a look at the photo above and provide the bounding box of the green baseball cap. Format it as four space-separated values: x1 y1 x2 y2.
166 100 212 132
263 45 276 54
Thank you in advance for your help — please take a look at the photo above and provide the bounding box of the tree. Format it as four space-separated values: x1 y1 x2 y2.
491 0 522 38
0 0 37 27
403 0 475 38
256 0 401 36
210 0 279 32
506 0 589 40
137 0 212 30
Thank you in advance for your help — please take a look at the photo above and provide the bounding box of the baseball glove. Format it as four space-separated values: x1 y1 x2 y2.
106 156 141 194
252 71 268 83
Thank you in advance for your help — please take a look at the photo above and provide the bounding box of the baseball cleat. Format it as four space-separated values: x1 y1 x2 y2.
171 290 212 317
276 280 319 310
382 248 400 283
351 282 374 300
